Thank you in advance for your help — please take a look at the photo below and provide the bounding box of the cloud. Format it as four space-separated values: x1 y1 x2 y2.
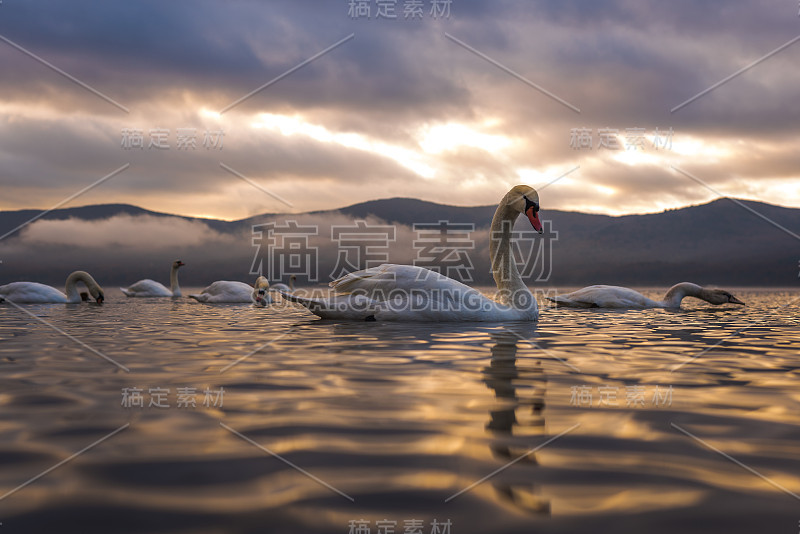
20 214 236 248
0 0 798 220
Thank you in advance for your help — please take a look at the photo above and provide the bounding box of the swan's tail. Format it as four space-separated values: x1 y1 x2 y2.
277 289 377 320
546 296 595 308
276 289 324 310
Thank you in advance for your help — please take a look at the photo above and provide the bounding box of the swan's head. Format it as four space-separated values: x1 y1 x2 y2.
505 185 542 233
172 260 185 269
89 284 105 304
703 288 745 306
252 276 270 306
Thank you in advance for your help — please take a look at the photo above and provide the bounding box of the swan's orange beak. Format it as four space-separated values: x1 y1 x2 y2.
526 207 543 233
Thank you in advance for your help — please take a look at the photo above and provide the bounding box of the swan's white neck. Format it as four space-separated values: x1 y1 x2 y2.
170 265 182 296
489 202 535 311
660 282 703 308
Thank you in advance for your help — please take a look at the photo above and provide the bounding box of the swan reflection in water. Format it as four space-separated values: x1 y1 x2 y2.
483 326 551 515
305 320 553 516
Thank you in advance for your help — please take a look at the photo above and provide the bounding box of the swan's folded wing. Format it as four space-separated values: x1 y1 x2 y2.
546 286 610 308
579 286 652 308
330 264 473 300
329 264 399 297
121 279 171 297
191 281 255 302
547 286 651 308
125 279 154 292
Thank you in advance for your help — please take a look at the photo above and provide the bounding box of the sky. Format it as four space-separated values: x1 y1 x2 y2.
0 0 799 220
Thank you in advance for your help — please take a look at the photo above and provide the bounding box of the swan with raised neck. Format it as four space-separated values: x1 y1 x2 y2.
280 184 545 321
120 260 185 298
490 185 542 308
168 260 183 297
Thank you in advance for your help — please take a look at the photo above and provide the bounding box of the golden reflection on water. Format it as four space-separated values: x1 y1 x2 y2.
0 289 798 532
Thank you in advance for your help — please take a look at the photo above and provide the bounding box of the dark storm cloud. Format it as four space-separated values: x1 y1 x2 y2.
1 0 796 126
0 0 473 119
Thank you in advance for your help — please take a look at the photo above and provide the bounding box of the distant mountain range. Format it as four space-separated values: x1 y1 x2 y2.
324 196 800 286
0 197 798 286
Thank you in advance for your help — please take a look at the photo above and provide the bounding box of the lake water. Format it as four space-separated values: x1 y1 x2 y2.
1 288 798 533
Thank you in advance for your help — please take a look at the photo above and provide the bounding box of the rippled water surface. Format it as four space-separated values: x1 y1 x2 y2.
1 288 799 534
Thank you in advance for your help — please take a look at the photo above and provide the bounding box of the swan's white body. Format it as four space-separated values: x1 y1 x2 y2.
281 264 539 321
547 283 745 309
0 271 105 304
282 185 544 322
121 279 174 298
189 280 265 303
121 260 184 298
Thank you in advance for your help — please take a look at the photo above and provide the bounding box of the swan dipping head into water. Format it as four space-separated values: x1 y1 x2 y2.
0 271 105 304
548 282 745 309
252 276 272 307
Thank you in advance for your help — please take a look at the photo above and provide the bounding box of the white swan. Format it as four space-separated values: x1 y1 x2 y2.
280 185 543 321
121 260 185 298
270 275 296 293
547 283 745 309
189 277 271 304
0 271 105 304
